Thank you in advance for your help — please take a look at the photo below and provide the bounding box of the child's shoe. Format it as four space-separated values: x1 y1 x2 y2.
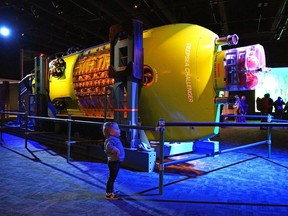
105 192 120 200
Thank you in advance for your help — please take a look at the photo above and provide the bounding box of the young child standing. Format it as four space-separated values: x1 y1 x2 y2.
102 122 125 200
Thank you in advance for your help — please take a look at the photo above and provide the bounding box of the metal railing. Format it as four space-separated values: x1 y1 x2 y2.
156 114 288 194
1 111 288 195
0 111 158 162
18 73 34 97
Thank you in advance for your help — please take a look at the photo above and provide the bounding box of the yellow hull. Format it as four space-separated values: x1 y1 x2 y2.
140 24 218 141
49 23 267 141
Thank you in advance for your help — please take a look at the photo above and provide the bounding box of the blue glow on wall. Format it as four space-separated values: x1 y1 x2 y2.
255 67 288 111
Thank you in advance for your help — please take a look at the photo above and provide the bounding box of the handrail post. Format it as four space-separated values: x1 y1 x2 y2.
267 114 272 158
158 119 165 195
25 112 28 148
104 86 110 122
67 114 72 162
0 111 3 144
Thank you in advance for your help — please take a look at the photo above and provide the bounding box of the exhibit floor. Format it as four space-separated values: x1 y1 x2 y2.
0 127 288 216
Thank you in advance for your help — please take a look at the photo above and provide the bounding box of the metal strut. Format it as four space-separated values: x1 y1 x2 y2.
109 20 144 148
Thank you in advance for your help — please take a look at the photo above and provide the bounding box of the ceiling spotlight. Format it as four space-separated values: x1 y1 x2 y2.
51 1 59 8
57 8 63 15
0 26 11 37
274 27 285 41
52 1 63 15
273 17 288 41
30 5 39 19
134 0 141 9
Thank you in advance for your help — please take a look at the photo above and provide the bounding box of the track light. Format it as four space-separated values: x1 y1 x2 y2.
134 0 141 9
276 28 285 40
51 1 63 15
274 17 288 41
30 6 39 19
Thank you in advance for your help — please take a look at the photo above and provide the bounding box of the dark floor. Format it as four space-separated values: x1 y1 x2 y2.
1 127 288 216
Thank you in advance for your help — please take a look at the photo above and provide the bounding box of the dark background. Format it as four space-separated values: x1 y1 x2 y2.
0 0 287 80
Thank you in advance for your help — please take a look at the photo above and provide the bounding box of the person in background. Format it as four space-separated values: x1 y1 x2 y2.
238 95 249 122
283 101 288 120
233 95 242 122
260 93 273 129
102 122 125 200
273 96 285 119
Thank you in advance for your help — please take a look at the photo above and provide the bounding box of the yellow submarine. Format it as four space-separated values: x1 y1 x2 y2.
49 23 267 143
